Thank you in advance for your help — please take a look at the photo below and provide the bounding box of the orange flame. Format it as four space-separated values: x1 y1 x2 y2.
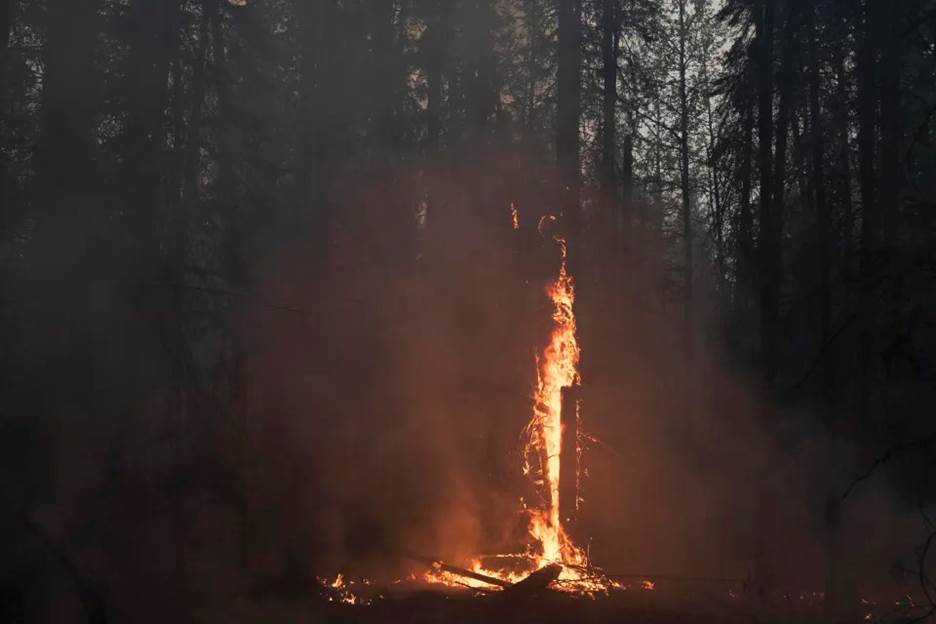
421 231 617 596
524 235 584 570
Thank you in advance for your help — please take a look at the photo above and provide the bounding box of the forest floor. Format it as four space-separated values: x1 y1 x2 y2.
247 584 886 624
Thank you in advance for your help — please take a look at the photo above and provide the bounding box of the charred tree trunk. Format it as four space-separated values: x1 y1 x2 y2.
559 384 580 527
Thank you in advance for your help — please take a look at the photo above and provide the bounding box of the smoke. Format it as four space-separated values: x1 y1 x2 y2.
229 143 928 604
4 148 927 623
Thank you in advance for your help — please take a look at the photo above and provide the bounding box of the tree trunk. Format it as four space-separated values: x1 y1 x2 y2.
0 0 12 219
806 0 833 396
36 0 101 211
677 0 693 361
765 0 795 381
752 0 775 602
756 0 777 387
831 10 854 282
857 0 879 408
297 0 340 267
877 0 902 383
423 1 444 151
877 0 900 252
467 0 495 137
600 0 618 196
124 0 181 257
557 0 582 258
736 91 755 333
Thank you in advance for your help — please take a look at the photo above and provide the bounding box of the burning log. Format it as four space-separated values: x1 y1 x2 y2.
406 555 513 589
559 383 580 526
504 563 563 596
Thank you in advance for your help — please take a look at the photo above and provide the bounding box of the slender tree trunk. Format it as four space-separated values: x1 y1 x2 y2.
832 21 854 281
422 0 446 239
125 0 181 258
766 0 795 379
297 0 340 266
877 0 900 252
557 0 582 251
736 92 755 331
752 0 775 602
756 0 777 387
600 0 621 306
677 0 693 361
369 0 399 151
877 0 902 382
704 59 725 291
467 0 495 137
0 0 12 220
600 0 618 196
857 0 879 408
424 1 443 151
37 0 101 212
806 1 833 396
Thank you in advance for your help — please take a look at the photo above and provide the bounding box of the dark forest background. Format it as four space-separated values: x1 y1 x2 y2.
1 0 935 622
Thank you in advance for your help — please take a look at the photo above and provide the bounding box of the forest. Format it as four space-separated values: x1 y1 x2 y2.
1 0 935 622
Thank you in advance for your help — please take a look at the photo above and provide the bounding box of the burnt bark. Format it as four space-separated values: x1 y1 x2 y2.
559 384 580 527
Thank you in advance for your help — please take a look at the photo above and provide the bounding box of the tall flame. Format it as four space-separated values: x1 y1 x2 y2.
423 229 617 595
524 235 587 569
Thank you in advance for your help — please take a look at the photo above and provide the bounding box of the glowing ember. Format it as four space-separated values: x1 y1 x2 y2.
511 202 520 230
642 580 656 591
318 573 371 605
